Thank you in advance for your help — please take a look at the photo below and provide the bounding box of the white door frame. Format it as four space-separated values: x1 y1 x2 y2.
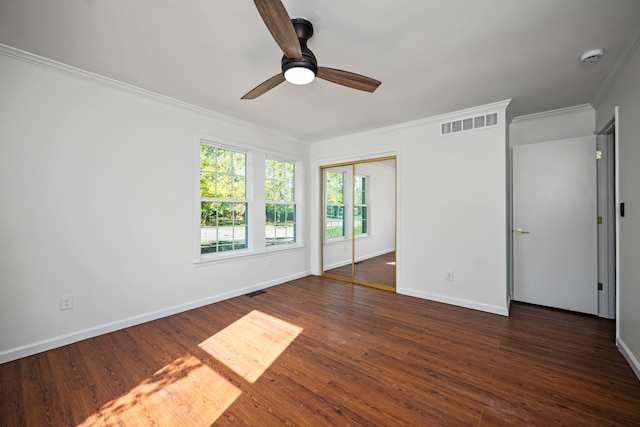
596 129 616 319
596 109 620 327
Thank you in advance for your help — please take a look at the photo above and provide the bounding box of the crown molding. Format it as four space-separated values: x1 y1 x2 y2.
511 104 593 123
0 43 297 143
313 99 512 145
591 25 640 110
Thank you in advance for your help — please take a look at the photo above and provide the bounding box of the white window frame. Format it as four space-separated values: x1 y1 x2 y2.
354 174 370 238
198 142 250 258
195 137 304 263
265 157 298 247
324 169 347 242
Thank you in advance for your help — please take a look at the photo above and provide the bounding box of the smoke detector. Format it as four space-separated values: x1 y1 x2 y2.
580 49 604 63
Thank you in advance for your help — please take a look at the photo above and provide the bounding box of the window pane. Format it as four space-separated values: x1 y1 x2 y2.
286 204 296 223
232 225 247 249
201 202 217 227
201 201 218 253
276 204 287 224
265 204 276 245
201 236 218 254
219 150 233 174
233 176 245 199
265 159 274 178
284 162 294 180
200 172 216 198
217 243 235 252
200 201 247 254
265 159 297 246
326 205 344 238
326 171 343 204
200 145 218 172
200 145 246 199
234 202 244 217
215 175 230 198
354 206 367 234
354 176 368 235
355 176 366 204
265 159 295 202
283 182 294 201
274 162 284 180
265 204 276 224
265 181 278 201
265 203 296 246
233 152 246 177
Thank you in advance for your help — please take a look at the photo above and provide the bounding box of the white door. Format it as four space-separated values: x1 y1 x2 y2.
513 136 598 314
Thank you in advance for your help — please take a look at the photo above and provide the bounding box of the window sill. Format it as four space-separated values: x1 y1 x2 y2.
194 244 305 267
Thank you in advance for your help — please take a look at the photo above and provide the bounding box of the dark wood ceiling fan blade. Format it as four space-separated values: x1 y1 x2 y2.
253 0 302 59
241 73 286 99
317 67 381 92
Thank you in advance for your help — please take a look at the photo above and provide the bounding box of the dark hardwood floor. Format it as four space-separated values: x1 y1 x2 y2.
1 276 639 426
325 252 396 288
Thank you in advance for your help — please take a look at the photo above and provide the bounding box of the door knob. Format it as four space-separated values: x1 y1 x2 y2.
515 228 530 235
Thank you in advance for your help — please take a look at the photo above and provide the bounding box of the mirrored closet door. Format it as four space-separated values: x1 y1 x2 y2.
321 157 396 291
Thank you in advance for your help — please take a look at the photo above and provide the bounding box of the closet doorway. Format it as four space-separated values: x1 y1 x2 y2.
321 157 396 291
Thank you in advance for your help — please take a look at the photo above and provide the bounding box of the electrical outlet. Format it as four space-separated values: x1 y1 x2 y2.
60 294 73 310
446 272 454 281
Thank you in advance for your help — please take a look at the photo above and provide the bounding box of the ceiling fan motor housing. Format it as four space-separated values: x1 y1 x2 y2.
281 18 317 75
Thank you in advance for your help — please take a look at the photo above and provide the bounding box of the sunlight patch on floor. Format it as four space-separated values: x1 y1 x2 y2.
78 310 301 425
78 354 241 426
199 310 303 383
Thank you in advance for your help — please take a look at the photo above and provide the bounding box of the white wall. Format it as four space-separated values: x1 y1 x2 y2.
0 50 311 363
312 101 511 316
510 105 595 146
596 42 640 378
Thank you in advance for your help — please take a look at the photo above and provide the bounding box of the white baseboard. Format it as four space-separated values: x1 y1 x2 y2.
617 336 640 381
0 271 311 364
397 288 509 316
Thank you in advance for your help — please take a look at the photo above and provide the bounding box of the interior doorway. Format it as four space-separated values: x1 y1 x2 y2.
321 157 397 291
597 117 617 319
512 136 598 314
511 112 618 320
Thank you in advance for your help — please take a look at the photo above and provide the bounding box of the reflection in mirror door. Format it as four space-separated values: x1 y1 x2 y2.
354 160 396 290
321 158 396 291
322 166 353 281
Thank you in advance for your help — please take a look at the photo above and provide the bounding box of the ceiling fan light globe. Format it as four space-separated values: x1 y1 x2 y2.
284 67 315 85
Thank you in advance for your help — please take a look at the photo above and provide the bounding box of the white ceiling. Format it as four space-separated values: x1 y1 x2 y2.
1 0 640 142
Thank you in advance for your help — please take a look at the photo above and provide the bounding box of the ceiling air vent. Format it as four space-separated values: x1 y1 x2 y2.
441 112 498 135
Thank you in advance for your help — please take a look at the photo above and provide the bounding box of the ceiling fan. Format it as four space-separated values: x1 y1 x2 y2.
241 0 382 99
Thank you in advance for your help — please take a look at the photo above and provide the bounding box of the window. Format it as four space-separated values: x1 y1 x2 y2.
199 144 248 254
325 170 345 239
196 139 303 262
265 158 296 246
354 175 368 235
